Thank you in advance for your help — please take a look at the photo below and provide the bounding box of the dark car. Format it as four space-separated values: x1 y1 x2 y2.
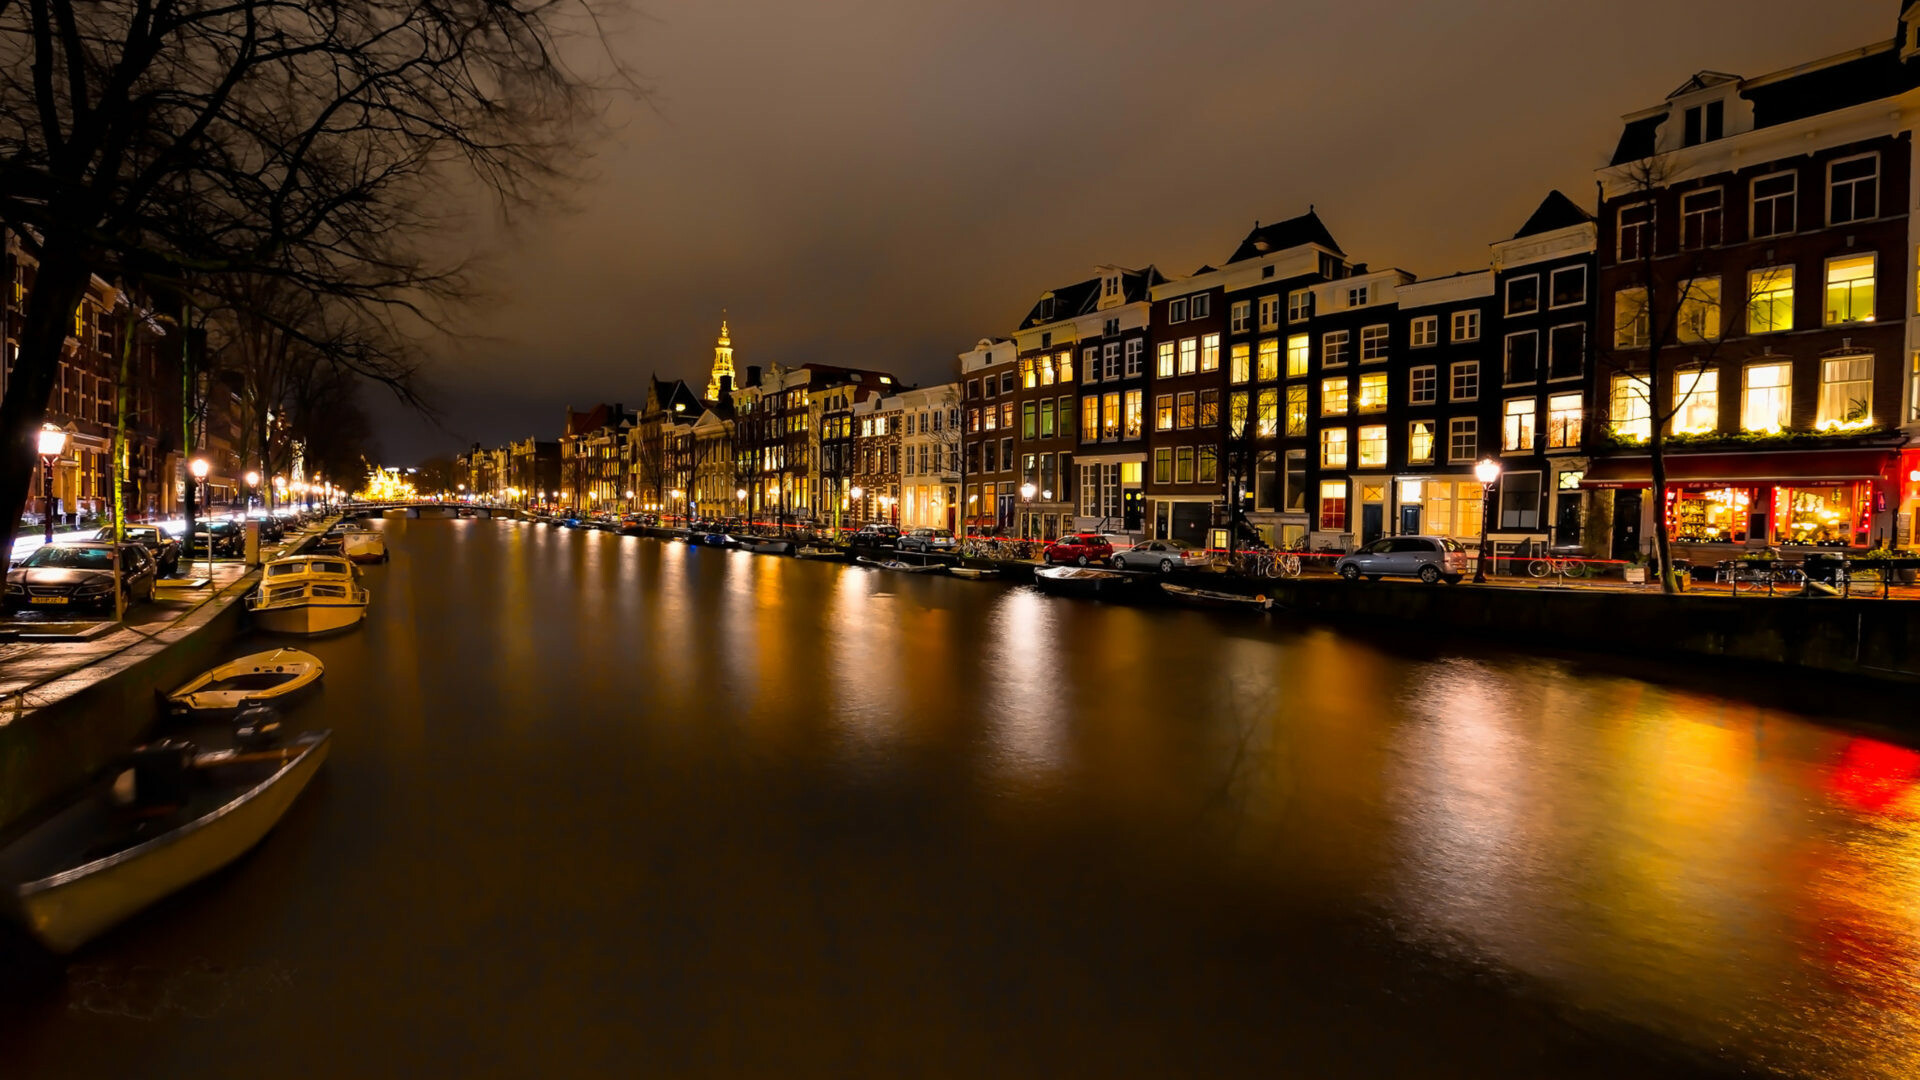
190 520 245 558
1042 532 1115 567
93 524 182 576
852 524 902 545
5 541 157 610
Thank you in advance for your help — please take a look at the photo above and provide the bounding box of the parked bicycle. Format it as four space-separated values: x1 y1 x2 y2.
1526 553 1595 580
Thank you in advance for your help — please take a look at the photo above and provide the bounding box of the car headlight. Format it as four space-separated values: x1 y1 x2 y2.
4 582 23 594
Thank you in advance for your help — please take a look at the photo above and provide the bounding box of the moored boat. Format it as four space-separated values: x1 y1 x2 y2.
0 730 331 954
1159 582 1272 612
856 557 947 574
1033 565 1133 599
738 538 794 555
340 529 387 563
167 648 323 716
793 546 844 561
247 555 369 635
947 567 998 580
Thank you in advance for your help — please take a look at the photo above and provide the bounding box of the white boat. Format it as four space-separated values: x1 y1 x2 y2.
247 555 369 635
340 530 387 563
0 731 330 955
165 648 323 716
948 567 999 580
856 557 947 574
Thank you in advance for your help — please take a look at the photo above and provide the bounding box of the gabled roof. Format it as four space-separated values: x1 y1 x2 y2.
1666 70 1742 99
1226 210 1343 263
648 377 702 418
1512 190 1593 239
1015 266 1163 330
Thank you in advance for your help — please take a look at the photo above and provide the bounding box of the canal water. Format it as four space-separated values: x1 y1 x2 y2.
4 516 1917 1078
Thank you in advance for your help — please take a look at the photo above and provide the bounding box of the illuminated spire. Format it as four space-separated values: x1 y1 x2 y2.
706 310 735 401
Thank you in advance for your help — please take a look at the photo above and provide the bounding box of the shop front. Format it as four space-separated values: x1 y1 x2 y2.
1580 447 1903 556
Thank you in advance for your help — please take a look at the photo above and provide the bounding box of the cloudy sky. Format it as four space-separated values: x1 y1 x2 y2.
383 0 1893 461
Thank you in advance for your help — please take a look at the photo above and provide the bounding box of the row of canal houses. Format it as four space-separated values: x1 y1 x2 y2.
465 7 1920 561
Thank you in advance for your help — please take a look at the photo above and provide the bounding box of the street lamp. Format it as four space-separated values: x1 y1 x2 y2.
189 457 211 578
36 423 66 544
1472 457 1502 583
244 469 260 513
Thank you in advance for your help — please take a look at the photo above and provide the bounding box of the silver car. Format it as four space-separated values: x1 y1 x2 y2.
1111 538 1213 573
898 527 957 553
1334 535 1469 584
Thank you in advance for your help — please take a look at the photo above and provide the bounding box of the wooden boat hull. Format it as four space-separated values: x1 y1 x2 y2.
251 601 367 635
168 648 323 715
1160 583 1272 611
793 548 844 561
7 732 330 954
948 567 998 580
740 540 793 555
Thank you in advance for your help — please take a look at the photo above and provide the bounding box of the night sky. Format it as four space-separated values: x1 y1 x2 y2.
381 0 1887 462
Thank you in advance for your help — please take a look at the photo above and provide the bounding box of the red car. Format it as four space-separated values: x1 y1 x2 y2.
1042 532 1114 566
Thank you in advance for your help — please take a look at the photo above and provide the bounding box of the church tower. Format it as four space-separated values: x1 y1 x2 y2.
705 313 735 402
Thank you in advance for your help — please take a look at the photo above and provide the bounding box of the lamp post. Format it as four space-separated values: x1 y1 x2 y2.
1472 457 1502 584
244 469 260 514
1019 481 1036 540
189 457 211 579
850 485 863 528
36 423 67 544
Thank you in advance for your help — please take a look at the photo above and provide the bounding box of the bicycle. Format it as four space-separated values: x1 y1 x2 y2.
1526 554 1593 580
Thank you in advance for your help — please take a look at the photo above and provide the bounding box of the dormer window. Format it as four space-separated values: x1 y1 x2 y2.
1347 286 1369 308
1102 275 1120 299
1681 101 1723 147
1038 297 1055 322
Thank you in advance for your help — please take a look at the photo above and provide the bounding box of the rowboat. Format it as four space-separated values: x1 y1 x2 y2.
793 546 844 561
1159 582 1273 612
166 648 323 716
738 538 793 555
0 731 331 955
856 557 947 574
248 555 369 635
340 530 387 564
1033 566 1133 599
948 567 998 580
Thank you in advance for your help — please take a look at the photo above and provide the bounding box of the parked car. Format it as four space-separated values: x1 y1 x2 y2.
5 541 157 610
1042 532 1114 567
898 527 957 553
852 524 903 544
1334 535 1469 584
93 524 182 576
1111 538 1213 573
189 520 246 559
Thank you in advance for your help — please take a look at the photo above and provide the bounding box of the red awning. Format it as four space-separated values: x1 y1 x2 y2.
1579 449 1894 489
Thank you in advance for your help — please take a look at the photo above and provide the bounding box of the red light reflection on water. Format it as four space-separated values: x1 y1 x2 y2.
1829 738 1920 816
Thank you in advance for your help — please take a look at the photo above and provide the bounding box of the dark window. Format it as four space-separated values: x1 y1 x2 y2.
1499 472 1542 530
1505 276 1539 316
1191 294 1211 319
1705 100 1723 141
1682 106 1702 147
1505 331 1540 385
1752 173 1795 237
1548 324 1585 381
1549 266 1587 308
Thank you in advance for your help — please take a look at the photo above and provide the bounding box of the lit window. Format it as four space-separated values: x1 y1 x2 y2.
1178 337 1199 375
1357 425 1387 468
1318 480 1347 531
1123 389 1143 438
1285 385 1308 436
1747 267 1794 334
1153 448 1173 485
1451 310 1480 342
1323 330 1350 366
1257 338 1280 381
1176 391 1196 429
1079 396 1098 441
1155 394 1174 431
1156 342 1176 378
1320 428 1348 468
1175 447 1195 484
1257 388 1279 436
1741 362 1792 432
1816 355 1874 430
1410 366 1436 404
1677 277 1721 343
1672 368 1719 434
1410 316 1438 347
1229 391 1248 434
1286 334 1310 377
1200 333 1220 372
1826 254 1876 325
1408 420 1435 465
1230 343 1251 383
1614 287 1649 348
1502 398 1536 451
1321 377 1349 416
1360 324 1389 362
1829 154 1878 225
1546 392 1582 449
1357 373 1388 413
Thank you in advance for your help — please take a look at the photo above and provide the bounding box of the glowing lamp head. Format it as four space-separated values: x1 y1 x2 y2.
850 486 864 500
1473 458 1502 485
736 488 747 501
36 423 67 459
670 488 683 499
245 470 260 487
625 489 635 499
1019 483 1036 500
189 457 210 480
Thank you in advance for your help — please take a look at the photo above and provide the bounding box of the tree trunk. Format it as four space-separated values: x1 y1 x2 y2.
0 244 94 559
113 307 135 539
1648 423 1679 595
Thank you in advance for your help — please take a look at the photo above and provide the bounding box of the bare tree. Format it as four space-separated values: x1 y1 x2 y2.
1219 391 1264 559
0 0 629 555
1598 156 1732 594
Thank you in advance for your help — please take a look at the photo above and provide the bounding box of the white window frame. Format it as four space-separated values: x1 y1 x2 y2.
1501 397 1536 452
1548 266 1587 310
1451 310 1480 342
1504 274 1540 317
1824 253 1877 326
1322 329 1350 367
1407 420 1436 466
1751 170 1797 239
1450 360 1479 402
1287 289 1312 322
1410 315 1439 347
1356 424 1388 469
1741 360 1793 432
1618 201 1655 261
1347 286 1369 308
1547 322 1586 382
1680 186 1724 250
1124 338 1144 377
1230 300 1251 334
1503 329 1539 386
1828 152 1880 226
1410 365 1437 405
1258 294 1280 331
1447 417 1477 463
1360 324 1389 363
1546 392 1582 450
1816 354 1875 430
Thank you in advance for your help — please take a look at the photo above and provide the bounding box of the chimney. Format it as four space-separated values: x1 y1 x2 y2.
719 375 734 398
746 364 762 387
